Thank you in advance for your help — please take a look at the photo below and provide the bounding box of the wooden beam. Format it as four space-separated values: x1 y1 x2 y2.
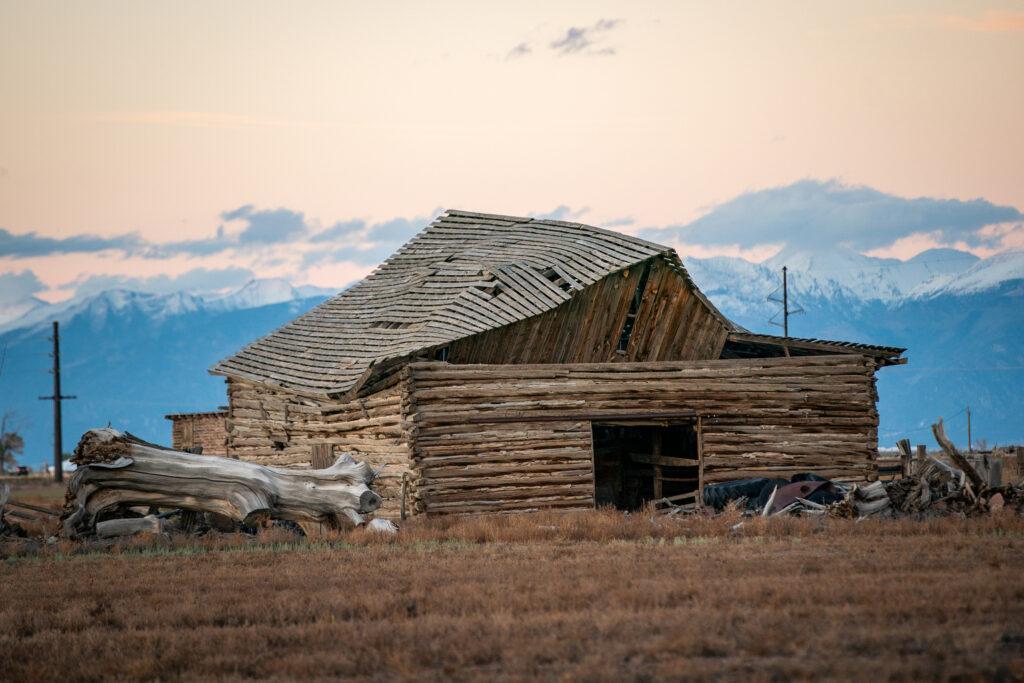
630 452 700 467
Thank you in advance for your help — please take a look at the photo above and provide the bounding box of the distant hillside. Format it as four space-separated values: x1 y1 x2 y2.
0 287 328 467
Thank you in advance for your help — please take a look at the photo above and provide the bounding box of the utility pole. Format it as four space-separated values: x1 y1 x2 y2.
767 266 802 340
782 266 789 338
966 405 972 453
38 321 75 483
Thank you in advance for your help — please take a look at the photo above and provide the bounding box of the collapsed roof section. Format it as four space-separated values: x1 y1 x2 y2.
211 210 732 397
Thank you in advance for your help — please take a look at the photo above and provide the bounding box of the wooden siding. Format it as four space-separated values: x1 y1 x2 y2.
404 355 880 515
225 377 414 518
447 256 730 365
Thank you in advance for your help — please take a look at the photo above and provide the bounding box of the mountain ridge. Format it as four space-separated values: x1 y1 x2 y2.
2 249 1022 468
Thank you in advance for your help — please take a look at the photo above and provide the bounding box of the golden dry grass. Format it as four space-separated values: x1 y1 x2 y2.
0 476 65 505
3 510 1024 681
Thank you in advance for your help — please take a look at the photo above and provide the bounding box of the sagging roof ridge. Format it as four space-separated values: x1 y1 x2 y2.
211 209 687 397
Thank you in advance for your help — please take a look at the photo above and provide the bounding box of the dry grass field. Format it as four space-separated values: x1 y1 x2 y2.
3 511 1024 682
0 476 66 504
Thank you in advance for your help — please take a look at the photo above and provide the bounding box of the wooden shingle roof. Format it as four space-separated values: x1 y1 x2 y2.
211 210 695 397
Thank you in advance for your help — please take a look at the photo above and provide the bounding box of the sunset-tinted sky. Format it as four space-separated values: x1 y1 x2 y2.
1 1 1022 301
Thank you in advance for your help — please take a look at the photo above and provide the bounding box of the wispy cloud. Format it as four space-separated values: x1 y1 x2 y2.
550 19 623 56
0 270 46 305
506 42 532 60
84 111 318 129
531 205 591 221
941 10 1024 33
508 19 623 60
0 227 145 258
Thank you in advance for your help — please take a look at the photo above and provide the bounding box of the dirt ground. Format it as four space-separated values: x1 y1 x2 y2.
2 512 1024 682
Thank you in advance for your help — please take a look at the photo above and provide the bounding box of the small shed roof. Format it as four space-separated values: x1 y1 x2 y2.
164 410 228 420
211 210 719 397
725 331 906 366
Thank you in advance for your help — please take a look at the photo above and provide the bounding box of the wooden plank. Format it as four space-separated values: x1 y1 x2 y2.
630 453 701 467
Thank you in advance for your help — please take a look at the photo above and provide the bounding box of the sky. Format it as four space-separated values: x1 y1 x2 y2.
1 1 1023 303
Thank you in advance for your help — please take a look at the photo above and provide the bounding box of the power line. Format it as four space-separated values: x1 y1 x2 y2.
878 408 967 439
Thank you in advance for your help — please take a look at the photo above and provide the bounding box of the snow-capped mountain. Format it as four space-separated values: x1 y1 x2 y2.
1 249 1022 470
0 279 338 335
0 285 334 469
685 246 1014 315
0 296 47 328
205 278 301 311
909 249 1024 298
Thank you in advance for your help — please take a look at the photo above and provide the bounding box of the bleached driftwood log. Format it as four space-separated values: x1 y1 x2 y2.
63 428 381 537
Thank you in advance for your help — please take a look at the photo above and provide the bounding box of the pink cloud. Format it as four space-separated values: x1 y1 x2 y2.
941 11 1024 33
865 222 1024 260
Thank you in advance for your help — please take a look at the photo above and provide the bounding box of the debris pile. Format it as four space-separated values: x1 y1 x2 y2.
670 419 1023 520
880 418 1024 517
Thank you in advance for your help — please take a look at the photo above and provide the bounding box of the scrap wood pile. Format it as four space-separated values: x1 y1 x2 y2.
0 484 62 539
56 427 394 540
876 419 1024 517
697 418 1024 520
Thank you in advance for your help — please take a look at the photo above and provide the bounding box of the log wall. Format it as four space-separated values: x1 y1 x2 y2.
168 413 229 456
404 355 880 515
225 377 414 518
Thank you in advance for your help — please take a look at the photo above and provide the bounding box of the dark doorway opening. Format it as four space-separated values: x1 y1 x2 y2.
592 423 700 510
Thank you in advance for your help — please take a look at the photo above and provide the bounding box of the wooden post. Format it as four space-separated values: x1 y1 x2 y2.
311 443 334 469
400 472 409 521
966 406 972 453
651 430 663 500
696 416 704 510
915 444 927 476
896 439 911 478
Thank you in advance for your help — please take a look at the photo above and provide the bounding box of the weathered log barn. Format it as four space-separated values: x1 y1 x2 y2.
211 210 905 517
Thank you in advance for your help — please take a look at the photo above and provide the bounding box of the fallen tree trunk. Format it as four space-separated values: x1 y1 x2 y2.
62 428 382 537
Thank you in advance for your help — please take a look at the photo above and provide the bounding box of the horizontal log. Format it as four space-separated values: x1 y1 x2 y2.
418 472 593 493
411 379 870 401
415 448 592 467
424 483 594 504
408 354 869 376
421 460 595 479
630 453 700 467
